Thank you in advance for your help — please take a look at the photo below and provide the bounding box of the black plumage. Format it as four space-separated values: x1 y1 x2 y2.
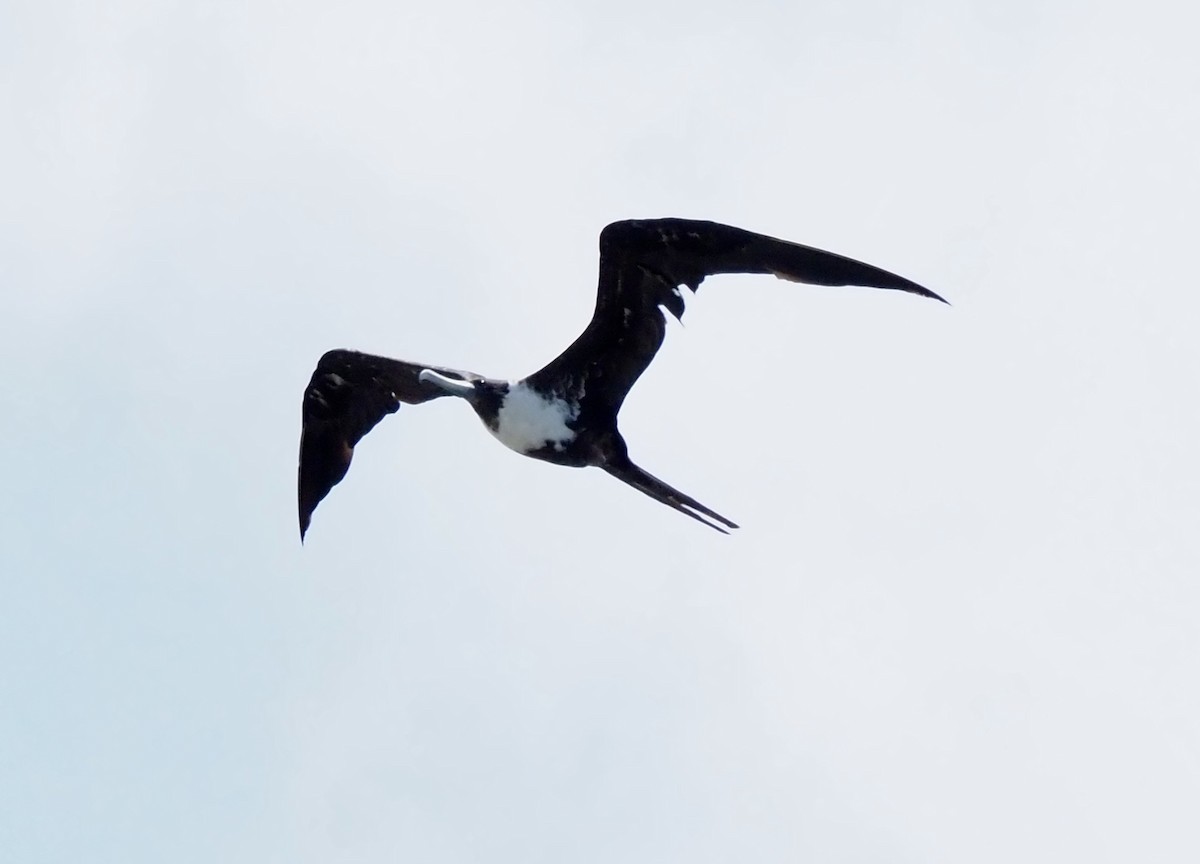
298 218 945 538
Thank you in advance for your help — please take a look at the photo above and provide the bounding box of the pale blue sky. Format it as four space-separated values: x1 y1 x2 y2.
3 1 1198 861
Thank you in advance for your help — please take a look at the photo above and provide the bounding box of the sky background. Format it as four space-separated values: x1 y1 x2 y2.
3 1 1199 861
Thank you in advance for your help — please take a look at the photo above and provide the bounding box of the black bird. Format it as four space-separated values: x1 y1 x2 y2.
298 218 945 538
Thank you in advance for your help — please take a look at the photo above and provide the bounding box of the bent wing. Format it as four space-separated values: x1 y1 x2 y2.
525 218 945 419
298 349 480 540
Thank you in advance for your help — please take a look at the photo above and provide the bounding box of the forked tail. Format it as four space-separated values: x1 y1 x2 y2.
602 456 739 534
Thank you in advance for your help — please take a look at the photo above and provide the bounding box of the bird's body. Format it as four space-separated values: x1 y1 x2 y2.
298 218 945 538
487 381 582 461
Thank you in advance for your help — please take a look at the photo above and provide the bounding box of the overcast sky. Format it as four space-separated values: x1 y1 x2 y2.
3 1 1199 861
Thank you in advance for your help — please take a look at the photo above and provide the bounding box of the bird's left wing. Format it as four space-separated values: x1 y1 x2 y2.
298 349 481 540
526 218 945 418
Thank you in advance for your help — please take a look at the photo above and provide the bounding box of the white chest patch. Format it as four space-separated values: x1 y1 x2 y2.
491 383 579 454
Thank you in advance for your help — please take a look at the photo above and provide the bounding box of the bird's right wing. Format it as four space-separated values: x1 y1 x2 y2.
298 349 481 540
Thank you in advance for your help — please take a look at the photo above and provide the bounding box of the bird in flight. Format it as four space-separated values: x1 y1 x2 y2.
298 218 945 539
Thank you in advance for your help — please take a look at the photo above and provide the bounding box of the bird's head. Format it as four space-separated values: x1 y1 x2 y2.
418 369 476 399
419 369 507 426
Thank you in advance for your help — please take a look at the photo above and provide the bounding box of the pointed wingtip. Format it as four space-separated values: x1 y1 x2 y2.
898 277 949 306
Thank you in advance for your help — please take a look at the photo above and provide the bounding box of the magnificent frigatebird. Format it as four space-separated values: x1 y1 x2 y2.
298 218 945 538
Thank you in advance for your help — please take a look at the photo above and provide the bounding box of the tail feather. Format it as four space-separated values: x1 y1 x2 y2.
602 457 739 534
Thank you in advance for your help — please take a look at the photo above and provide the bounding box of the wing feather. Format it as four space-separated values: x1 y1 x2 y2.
297 349 479 539
525 218 944 418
